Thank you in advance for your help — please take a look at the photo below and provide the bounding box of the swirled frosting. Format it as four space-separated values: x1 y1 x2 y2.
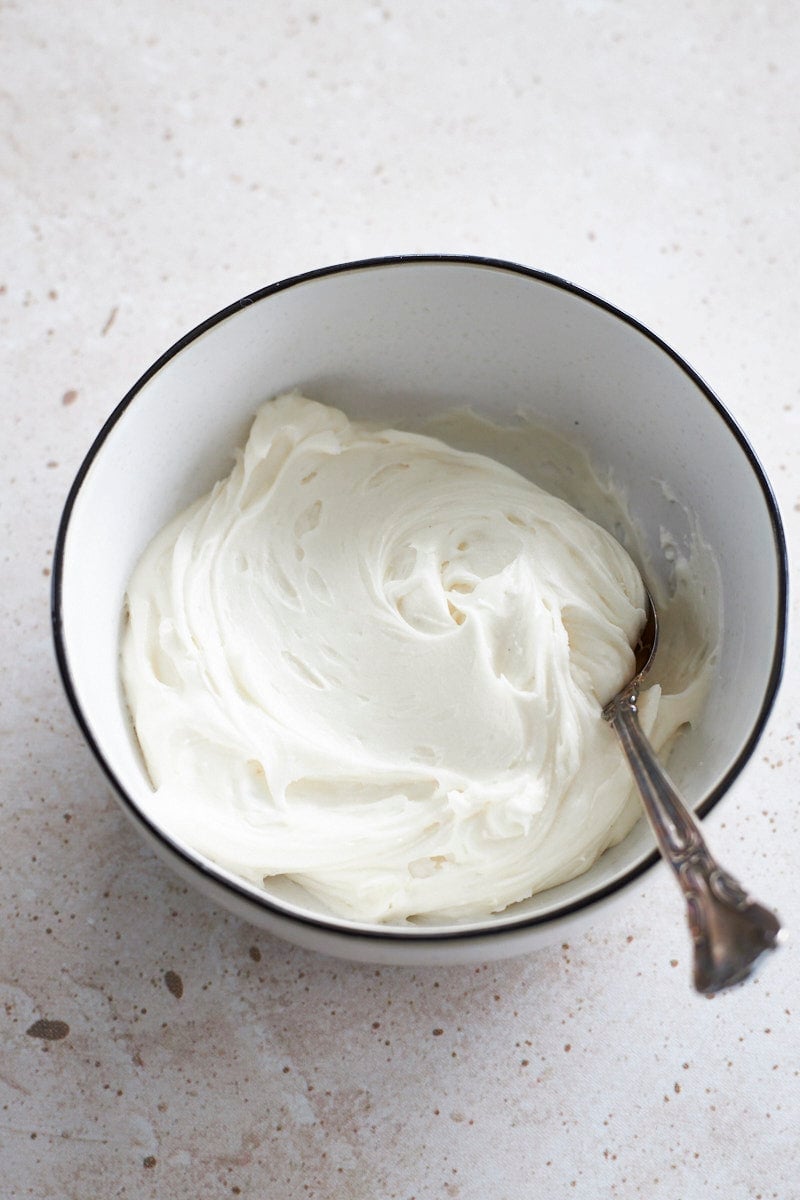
122 393 680 923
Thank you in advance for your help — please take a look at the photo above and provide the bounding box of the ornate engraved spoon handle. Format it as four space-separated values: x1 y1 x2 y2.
604 689 781 995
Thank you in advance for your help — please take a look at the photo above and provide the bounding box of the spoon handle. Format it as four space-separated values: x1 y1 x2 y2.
604 691 781 995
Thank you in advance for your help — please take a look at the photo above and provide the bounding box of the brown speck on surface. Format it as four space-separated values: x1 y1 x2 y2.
101 305 118 336
248 945 261 962
26 1019 70 1041
432 1028 444 1036
62 389 78 405
46 460 58 469
564 1043 572 1052
143 1155 156 1169
164 970 183 999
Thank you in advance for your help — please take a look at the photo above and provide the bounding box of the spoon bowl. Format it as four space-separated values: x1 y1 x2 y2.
603 589 782 994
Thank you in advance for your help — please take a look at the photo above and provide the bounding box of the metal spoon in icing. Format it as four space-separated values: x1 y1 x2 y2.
602 589 782 995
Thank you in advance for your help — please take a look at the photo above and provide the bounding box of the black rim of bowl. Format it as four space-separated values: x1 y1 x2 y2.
51 254 789 943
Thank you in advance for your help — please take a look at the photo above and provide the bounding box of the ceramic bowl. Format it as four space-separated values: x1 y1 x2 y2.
52 256 787 964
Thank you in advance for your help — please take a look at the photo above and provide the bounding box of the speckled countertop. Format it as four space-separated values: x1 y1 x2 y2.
3 2 799 1197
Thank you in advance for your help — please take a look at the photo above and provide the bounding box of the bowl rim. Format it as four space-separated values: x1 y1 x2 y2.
51 253 789 943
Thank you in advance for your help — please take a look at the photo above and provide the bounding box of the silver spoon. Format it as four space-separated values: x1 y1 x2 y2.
602 590 782 995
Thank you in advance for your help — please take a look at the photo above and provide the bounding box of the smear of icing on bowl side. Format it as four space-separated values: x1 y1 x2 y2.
120 393 717 923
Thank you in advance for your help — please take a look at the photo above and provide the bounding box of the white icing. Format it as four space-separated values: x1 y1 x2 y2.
121 393 706 923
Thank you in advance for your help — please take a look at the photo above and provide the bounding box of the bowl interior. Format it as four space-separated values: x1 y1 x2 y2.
55 258 785 937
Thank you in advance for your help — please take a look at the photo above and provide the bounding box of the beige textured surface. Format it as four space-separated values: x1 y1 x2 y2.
2 2 798 1196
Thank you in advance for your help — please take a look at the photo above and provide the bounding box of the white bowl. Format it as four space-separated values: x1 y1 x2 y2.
52 256 787 964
